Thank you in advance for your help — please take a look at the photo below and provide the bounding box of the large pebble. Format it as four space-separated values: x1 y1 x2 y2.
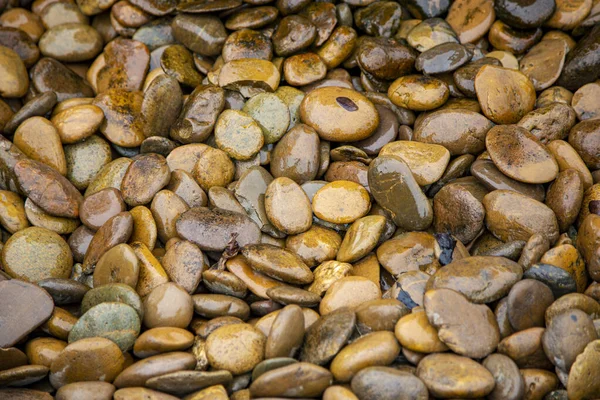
38 23 102 62
568 340 600 400
49 337 125 389
475 65 536 124
3 226 72 282
417 353 495 398
205 324 266 375
300 87 379 142
0 280 54 347
312 181 370 224
242 244 313 285
320 276 381 315
15 159 82 218
424 288 501 358
379 141 450 185
486 125 558 184
0 45 29 98
369 155 432 230
330 331 400 382
265 177 312 235
68 302 141 352
427 256 523 303
113 352 196 388
483 190 559 243
176 207 260 251
250 362 332 398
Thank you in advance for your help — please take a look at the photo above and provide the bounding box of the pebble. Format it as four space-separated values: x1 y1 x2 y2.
242 244 313 285
0 46 29 98
482 353 525 400
407 18 458 52
486 125 559 184
336 215 386 263
476 65 536 124
330 331 400 382
205 324 266 375
507 279 555 331
433 178 487 243
143 282 193 328
388 74 449 111
15 159 82 218
97 38 150 93
243 92 290 144
265 177 312 234
568 339 600 399
320 276 381 315
83 211 134 273
81 283 143 318
428 256 523 303
80 188 126 231
133 327 195 358
113 352 196 388
3 226 73 282
413 109 494 155
369 155 433 230
380 140 450 185
93 89 145 148
0 27 40 69
55 382 116 400
416 353 496 398
0 190 29 233
271 124 320 184
541 243 588 292
488 21 543 55
447 0 495 43
424 288 500 358
520 39 568 91
523 263 578 298
65 135 112 191
49 337 125 389
93 244 140 287
51 104 105 144
121 153 171 206
161 240 205 294
352 367 428 399
214 109 264 161
312 180 370 224
218 58 280 97
146 370 232 396
299 309 355 365
416 42 473 74
558 24 600 90
542 309 597 371
39 23 102 62
68 302 141 351
518 103 577 145
0 365 49 387
0 280 54 347
250 362 332 398
300 87 379 142
483 190 560 243
471 159 546 201
37 278 89 305
394 308 448 353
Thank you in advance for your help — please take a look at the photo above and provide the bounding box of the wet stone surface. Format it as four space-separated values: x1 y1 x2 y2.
0 0 599 398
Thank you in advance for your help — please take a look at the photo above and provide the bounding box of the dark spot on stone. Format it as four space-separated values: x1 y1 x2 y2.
589 200 600 215
435 232 456 266
395 283 419 310
336 96 358 112
571 313 578 322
